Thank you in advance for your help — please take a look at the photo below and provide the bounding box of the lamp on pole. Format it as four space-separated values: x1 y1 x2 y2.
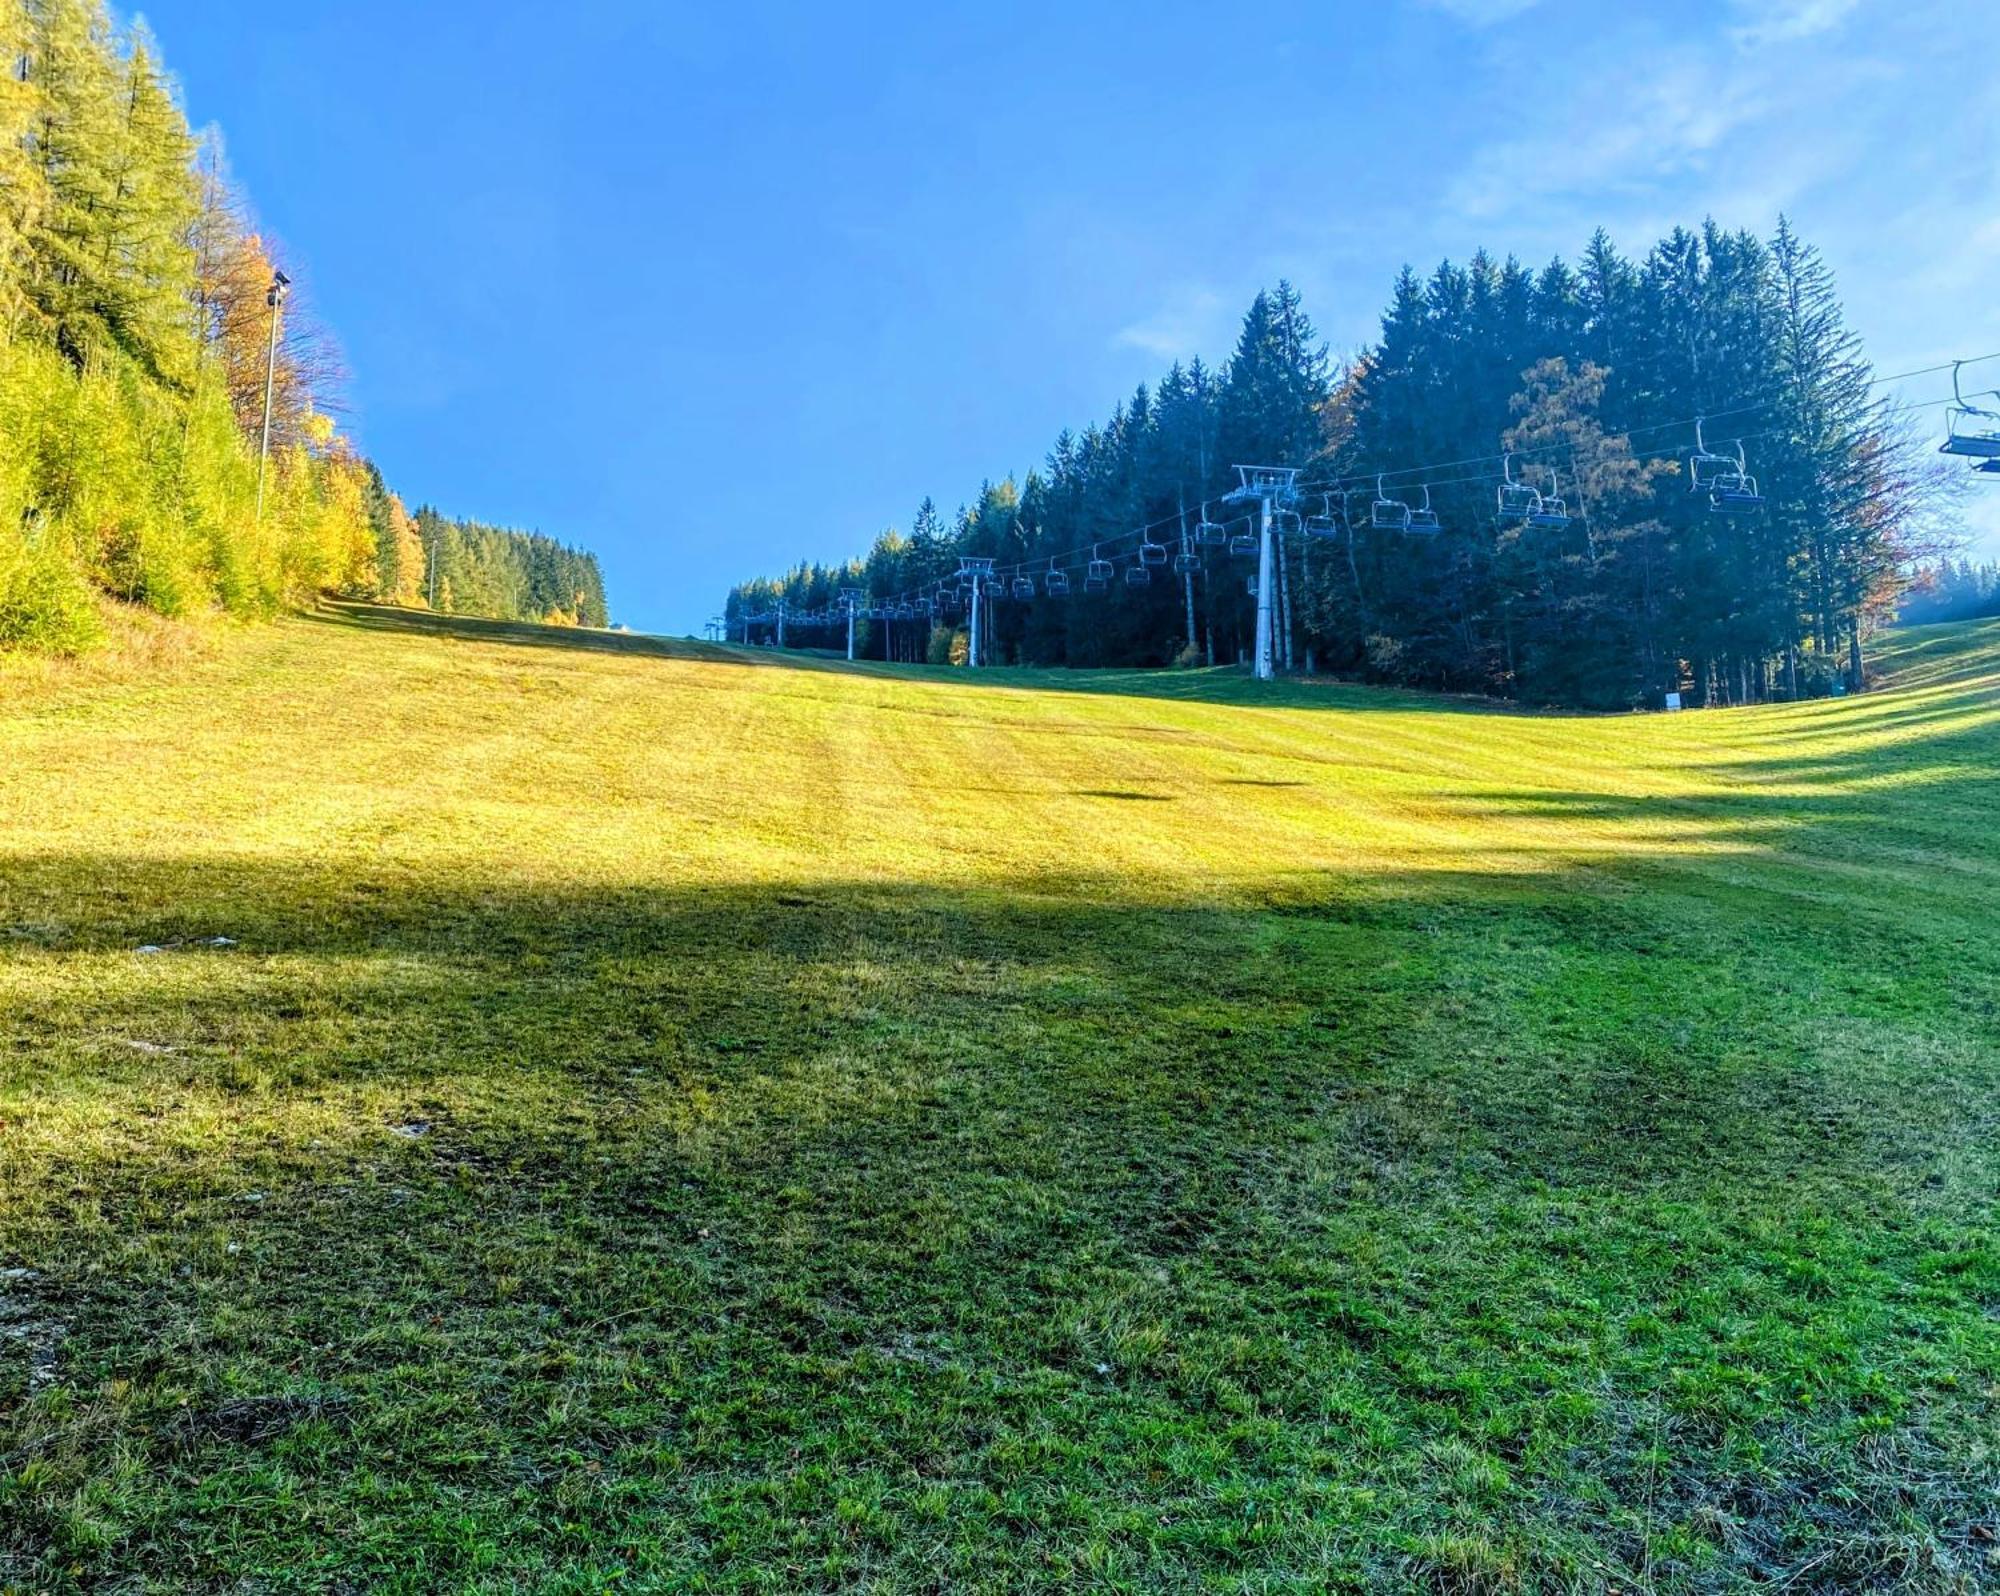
255 269 291 522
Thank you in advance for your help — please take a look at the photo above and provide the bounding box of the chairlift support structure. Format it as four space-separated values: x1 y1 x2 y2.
956 558 995 666
1222 465 1300 681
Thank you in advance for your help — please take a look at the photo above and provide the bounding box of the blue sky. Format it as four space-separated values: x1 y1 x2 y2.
144 0 1998 634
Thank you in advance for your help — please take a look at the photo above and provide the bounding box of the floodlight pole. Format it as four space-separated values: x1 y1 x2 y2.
776 599 786 650
255 269 290 523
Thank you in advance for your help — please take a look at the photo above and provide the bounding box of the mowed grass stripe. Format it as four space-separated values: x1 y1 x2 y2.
0 606 1995 1593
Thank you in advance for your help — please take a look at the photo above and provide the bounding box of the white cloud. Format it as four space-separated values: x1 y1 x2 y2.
1727 0 1862 49
1433 5 1909 245
1114 286 1231 361
1414 0 1546 23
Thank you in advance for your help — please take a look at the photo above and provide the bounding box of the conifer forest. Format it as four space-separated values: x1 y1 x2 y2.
730 228 1963 708
0 0 605 653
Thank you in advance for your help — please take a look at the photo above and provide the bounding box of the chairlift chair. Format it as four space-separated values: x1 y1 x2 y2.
1172 542 1200 575
1304 494 1342 540
1138 536 1169 568
1708 457 1765 514
1125 560 1152 588
1940 362 2000 460
1195 506 1229 547
1011 574 1036 600
1406 484 1442 536
1527 471 1571 530
1085 548 1113 592
1370 476 1412 532
1044 559 1071 595
1227 521 1258 558
1496 454 1542 522
1687 418 1736 490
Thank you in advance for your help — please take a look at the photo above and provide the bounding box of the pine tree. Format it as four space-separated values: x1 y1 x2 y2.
96 28 198 383
21 0 122 366
0 0 47 324
1763 215 1886 689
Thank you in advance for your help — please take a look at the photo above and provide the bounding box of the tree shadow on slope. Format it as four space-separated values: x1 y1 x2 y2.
2 849 1996 1591
1431 708 2000 913
316 600 706 661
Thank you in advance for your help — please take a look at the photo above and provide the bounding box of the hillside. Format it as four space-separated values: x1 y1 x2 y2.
3 609 1997 1592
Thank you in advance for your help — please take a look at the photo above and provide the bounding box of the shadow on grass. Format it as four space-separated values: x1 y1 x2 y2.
317 604 2000 744
4 848 1997 1590
316 600 703 660
312 600 1508 717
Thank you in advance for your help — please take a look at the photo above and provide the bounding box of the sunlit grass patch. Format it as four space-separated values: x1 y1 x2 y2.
2 608 1997 1591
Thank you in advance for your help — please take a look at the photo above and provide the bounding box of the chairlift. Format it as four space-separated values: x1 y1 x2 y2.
1304 493 1342 540
1011 574 1036 600
1497 453 1542 522
1138 536 1168 568
1370 475 1412 532
1708 456 1765 514
1688 418 1736 491
1085 547 1113 592
1044 560 1071 595
1406 484 1441 536
1227 520 1258 558
1940 361 2000 460
1527 470 1571 529
1689 419 1767 512
1125 560 1152 588
1195 505 1229 547
1172 541 1200 575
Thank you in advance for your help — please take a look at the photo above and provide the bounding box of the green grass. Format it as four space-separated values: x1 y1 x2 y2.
2 604 1997 1593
